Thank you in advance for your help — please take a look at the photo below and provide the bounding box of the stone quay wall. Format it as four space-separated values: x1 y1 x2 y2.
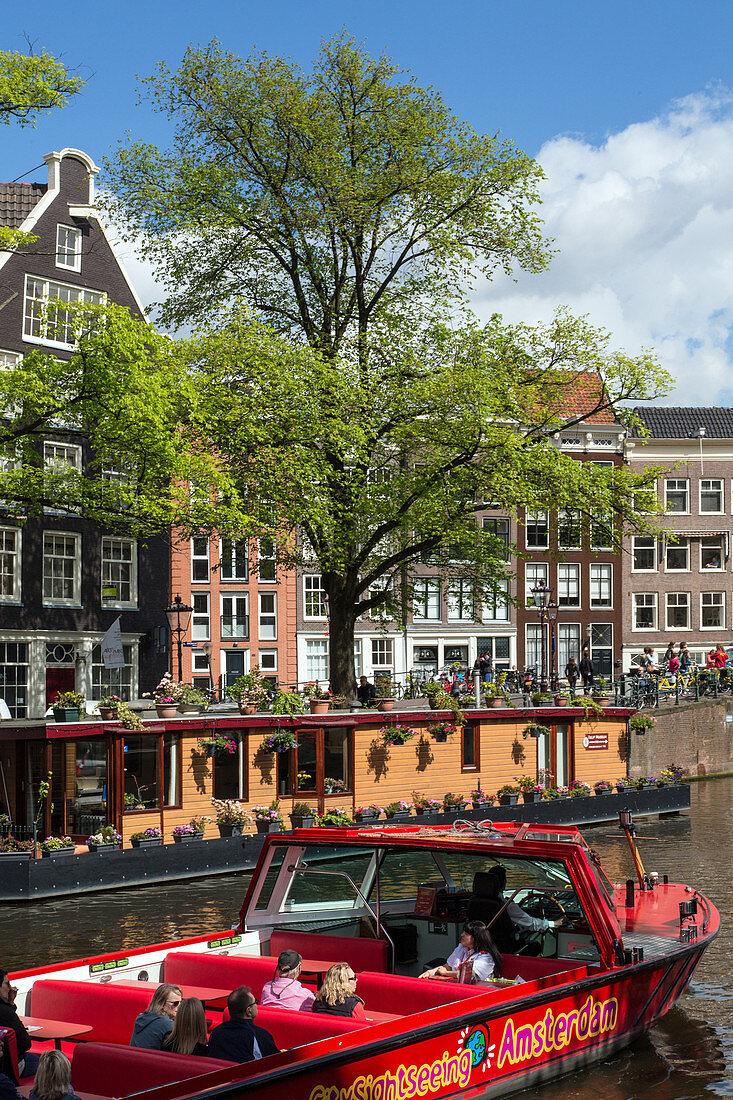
629 697 733 778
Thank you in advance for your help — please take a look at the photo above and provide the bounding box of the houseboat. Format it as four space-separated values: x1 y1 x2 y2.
5 814 718 1100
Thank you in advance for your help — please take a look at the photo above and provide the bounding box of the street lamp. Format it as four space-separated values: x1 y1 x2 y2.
531 582 558 693
164 594 193 683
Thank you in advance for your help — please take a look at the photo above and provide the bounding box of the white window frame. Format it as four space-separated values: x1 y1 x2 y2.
259 649 278 673
482 579 509 622
525 510 549 549
191 537 210 583
557 510 581 550
258 537 277 582
303 574 327 619
220 537 248 581
23 274 103 349
101 537 138 609
590 563 612 608
371 638 394 673
665 591 690 631
632 536 657 572
0 349 21 369
525 562 548 606
700 478 724 515
700 536 725 572
557 563 580 608
305 638 328 680
558 623 581 672
665 537 690 572
446 580 474 621
0 526 22 603
191 592 210 641
633 592 657 631
55 224 82 272
665 478 689 514
44 440 82 514
590 513 613 551
259 592 277 639
42 531 81 607
221 592 249 639
413 578 441 620
701 591 725 630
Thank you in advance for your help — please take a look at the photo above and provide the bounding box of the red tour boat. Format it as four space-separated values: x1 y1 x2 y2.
5 815 718 1100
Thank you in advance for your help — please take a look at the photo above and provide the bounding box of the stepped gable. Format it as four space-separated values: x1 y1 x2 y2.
0 180 46 228
632 407 733 439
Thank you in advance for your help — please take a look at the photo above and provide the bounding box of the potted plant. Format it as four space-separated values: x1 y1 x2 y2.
289 802 316 829
592 676 610 703
355 804 383 822
542 787 560 801
0 813 11 837
384 800 412 820
422 680 444 709
172 816 210 843
615 777 629 793
522 723 551 739
569 780 592 798
554 684 569 706
635 775 657 790
252 801 284 834
531 692 553 707
497 783 520 806
41 835 76 858
271 689 304 716
51 691 85 722
427 721 455 742
144 674 186 718
629 714 656 735
470 787 495 809
130 827 163 848
261 729 298 753
0 837 34 860
303 682 332 714
96 694 122 721
516 775 543 803
660 765 686 786
442 792 467 815
86 825 122 852
315 808 355 827
197 733 237 758
593 779 613 796
178 685 210 715
211 798 249 837
556 785 570 799
324 777 347 795
375 675 396 711
412 792 441 815
380 723 417 747
228 667 267 714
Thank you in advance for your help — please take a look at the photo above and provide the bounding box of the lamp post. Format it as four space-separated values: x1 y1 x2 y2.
531 582 558 693
164 595 193 683
546 601 559 691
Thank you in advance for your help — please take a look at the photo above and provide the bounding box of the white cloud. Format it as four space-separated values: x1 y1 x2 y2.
472 87 733 406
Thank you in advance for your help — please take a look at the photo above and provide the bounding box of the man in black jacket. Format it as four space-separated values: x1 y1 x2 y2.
207 987 278 1063
0 972 37 1077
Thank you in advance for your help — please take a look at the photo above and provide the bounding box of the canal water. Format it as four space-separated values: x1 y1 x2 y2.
1 778 732 1098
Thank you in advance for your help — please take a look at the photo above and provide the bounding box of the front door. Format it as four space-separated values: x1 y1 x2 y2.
223 650 246 691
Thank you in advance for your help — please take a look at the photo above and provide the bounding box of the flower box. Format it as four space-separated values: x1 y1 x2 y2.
88 842 118 853
0 851 32 860
289 815 315 829
256 820 282 834
42 847 76 858
498 793 519 806
130 837 162 848
52 707 81 723
218 823 244 838
594 787 613 796
384 811 410 820
522 791 541 803
173 832 204 843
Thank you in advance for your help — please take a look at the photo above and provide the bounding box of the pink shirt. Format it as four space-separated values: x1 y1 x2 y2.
260 976 315 1011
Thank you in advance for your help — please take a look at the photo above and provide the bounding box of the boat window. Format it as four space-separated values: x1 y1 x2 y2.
252 845 287 910
286 846 373 910
369 848 448 901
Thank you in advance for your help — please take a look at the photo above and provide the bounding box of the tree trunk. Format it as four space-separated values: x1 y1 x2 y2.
327 588 358 697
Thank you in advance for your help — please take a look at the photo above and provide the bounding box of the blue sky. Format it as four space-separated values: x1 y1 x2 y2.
5 0 733 403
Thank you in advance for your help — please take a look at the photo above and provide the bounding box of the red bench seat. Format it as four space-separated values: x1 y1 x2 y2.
269 931 389 973
220 1005 367 1049
71 1043 235 1096
163 952 280 1001
29 981 153 1046
353 971 487 1016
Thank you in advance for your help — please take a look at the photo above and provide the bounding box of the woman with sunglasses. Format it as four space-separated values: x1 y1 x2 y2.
312 963 365 1019
129 983 182 1049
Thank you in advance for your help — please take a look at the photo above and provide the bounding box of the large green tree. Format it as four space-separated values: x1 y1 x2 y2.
105 35 670 692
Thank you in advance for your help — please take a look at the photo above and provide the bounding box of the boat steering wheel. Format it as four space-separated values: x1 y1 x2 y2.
519 890 568 921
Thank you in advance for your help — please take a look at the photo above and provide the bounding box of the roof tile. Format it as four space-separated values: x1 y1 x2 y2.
0 181 46 228
632 407 733 439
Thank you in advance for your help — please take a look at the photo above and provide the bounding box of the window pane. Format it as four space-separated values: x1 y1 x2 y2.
633 537 656 570
665 479 688 512
324 729 351 792
213 733 244 800
525 511 548 548
666 539 688 571
701 537 723 570
124 735 159 809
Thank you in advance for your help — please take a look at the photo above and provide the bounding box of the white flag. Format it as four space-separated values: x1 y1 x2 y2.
101 617 125 668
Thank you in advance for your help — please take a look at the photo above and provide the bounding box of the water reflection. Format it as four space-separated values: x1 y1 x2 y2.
2 779 733 1098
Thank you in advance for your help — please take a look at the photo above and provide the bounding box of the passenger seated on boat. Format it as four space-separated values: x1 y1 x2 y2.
418 920 501 982
207 987 278 1062
312 964 366 1019
28 1050 82 1100
483 867 564 953
162 998 208 1056
0 1034 22 1100
260 951 315 1012
0 970 38 1077
129 984 182 1049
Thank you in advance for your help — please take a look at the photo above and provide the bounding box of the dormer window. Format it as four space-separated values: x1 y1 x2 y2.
56 225 82 271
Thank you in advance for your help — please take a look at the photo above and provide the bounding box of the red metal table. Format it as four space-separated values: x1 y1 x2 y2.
20 1016 93 1050
107 980 229 1010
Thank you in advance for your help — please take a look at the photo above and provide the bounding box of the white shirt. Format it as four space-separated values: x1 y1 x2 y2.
446 944 495 982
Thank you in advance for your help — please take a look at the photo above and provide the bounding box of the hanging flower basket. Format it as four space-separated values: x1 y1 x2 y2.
261 730 297 753
427 722 455 742
380 724 417 747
